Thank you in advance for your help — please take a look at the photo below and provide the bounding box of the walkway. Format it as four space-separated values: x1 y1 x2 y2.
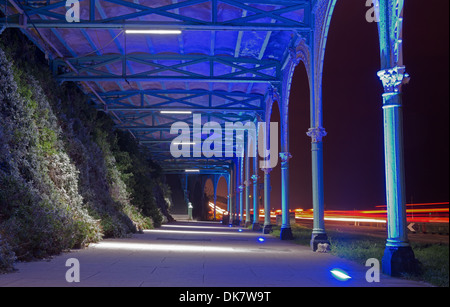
0 221 430 287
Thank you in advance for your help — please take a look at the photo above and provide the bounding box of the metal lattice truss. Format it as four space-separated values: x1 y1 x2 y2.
0 0 318 175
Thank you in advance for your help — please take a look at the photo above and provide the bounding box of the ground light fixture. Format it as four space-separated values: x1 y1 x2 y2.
125 29 182 35
330 268 352 281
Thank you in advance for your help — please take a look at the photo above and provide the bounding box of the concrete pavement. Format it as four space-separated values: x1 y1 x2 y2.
0 220 431 287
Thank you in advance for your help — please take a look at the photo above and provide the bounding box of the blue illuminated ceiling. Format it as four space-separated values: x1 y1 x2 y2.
0 0 313 174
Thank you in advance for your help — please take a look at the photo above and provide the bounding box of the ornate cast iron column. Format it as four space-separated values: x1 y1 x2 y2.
238 156 244 225
251 171 260 231
245 153 251 227
307 127 330 251
228 171 233 225
262 167 273 234
279 152 293 240
377 0 416 276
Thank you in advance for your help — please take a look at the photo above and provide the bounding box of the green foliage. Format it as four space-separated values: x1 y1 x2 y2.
409 242 449 287
0 29 173 272
270 225 449 287
0 234 16 272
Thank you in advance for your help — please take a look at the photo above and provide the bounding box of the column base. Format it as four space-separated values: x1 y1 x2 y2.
310 233 330 252
382 245 419 277
245 221 252 228
280 227 294 240
252 223 261 231
232 219 241 226
263 225 273 234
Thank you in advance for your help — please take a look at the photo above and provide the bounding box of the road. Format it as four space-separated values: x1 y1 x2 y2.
294 219 449 245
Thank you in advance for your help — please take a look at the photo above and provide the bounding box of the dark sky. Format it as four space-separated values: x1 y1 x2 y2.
215 0 449 211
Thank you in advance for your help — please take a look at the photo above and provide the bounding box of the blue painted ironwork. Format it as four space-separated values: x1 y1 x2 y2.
52 54 282 83
376 0 417 276
0 0 416 263
262 167 272 234
2 0 311 31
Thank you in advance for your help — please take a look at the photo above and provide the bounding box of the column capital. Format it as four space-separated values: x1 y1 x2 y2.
289 47 302 66
238 185 244 192
377 66 410 93
251 174 259 182
279 153 292 170
262 167 273 175
268 83 280 102
279 152 292 163
307 127 327 143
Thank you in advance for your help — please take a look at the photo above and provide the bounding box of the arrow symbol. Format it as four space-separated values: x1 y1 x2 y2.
408 223 416 232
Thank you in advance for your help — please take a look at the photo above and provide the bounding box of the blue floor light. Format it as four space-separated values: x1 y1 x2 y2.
330 269 351 281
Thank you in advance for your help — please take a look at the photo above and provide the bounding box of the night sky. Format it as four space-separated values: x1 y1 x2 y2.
215 0 449 211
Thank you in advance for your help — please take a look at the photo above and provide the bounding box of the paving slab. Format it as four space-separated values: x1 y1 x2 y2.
0 221 432 288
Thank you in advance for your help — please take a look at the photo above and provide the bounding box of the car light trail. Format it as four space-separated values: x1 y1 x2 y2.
205 202 448 224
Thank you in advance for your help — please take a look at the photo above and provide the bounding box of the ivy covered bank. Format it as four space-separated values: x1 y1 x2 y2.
0 30 173 272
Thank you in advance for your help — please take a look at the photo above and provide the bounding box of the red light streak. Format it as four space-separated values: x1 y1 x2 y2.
207 202 449 224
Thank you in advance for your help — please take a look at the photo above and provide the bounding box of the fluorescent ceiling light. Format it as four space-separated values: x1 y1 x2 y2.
125 29 182 35
173 142 196 146
160 110 192 114
185 169 200 173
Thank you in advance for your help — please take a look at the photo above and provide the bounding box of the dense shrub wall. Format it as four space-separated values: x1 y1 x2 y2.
0 30 172 272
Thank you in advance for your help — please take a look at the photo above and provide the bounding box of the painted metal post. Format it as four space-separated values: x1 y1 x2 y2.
213 188 217 221
245 153 251 227
279 152 293 239
263 167 273 234
239 156 244 225
251 157 260 231
234 158 240 225
379 70 416 276
381 90 409 245
238 185 244 224
307 128 330 251
228 170 233 225
306 35 330 250
213 175 219 221
276 45 301 241
377 0 417 276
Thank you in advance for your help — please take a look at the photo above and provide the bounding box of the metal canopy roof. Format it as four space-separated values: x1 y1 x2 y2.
1 0 314 175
